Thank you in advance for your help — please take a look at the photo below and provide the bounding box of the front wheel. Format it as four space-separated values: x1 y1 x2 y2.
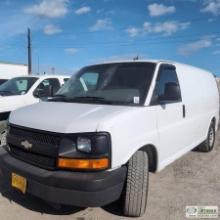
123 150 149 217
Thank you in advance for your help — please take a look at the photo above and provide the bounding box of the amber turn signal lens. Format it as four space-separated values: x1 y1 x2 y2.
58 158 109 170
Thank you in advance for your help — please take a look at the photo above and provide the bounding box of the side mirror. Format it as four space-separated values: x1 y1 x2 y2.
33 88 42 98
163 82 181 101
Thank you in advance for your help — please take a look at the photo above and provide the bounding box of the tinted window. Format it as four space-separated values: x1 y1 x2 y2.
0 77 38 96
55 63 156 106
157 68 179 96
0 79 7 86
154 66 181 102
36 78 61 95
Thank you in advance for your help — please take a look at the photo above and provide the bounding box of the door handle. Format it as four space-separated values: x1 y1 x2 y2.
182 104 186 118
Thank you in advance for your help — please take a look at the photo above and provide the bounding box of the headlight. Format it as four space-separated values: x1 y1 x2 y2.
77 137 91 153
58 132 111 170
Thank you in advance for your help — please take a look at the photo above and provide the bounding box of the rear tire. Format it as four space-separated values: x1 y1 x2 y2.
123 151 149 217
196 122 215 152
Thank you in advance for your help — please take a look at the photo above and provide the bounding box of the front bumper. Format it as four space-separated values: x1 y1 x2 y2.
0 147 127 207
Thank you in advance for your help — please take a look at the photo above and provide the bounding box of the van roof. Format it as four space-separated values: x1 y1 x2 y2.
91 59 180 65
92 59 213 75
11 75 70 79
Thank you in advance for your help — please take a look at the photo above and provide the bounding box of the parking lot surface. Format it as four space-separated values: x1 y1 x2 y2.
0 131 220 220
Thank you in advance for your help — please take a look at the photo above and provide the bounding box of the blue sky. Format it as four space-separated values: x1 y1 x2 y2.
0 0 220 75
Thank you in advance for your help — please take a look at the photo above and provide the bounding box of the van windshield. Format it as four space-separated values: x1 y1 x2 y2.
0 79 7 86
0 77 38 96
54 62 156 106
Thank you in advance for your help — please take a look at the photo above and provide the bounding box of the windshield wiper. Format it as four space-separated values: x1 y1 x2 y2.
0 90 12 93
69 96 104 100
53 94 67 97
47 94 67 102
50 95 132 105
0 91 14 94
64 96 114 104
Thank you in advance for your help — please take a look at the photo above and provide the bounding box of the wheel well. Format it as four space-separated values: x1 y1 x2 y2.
139 145 158 173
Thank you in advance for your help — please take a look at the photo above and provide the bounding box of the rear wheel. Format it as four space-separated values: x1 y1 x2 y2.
196 121 215 152
123 151 149 217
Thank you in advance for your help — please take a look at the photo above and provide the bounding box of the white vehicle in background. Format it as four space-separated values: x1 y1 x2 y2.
0 75 70 146
0 62 28 85
0 60 219 217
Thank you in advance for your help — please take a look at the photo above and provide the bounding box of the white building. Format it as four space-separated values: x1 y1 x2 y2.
0 62 28 84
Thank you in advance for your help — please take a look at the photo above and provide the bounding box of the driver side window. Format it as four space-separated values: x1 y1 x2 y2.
152 65 182 104
34 78 60 98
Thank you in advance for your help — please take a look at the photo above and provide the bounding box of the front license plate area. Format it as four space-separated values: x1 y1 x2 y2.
11 173 27 194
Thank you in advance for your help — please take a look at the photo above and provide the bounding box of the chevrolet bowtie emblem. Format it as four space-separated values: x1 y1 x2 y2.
21 140 33 150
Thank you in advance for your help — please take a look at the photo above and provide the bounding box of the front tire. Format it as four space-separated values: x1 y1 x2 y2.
196 121 215 152
123 151 149 217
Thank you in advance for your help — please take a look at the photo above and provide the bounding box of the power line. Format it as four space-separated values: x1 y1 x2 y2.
30 32 220 49
2 29 220 50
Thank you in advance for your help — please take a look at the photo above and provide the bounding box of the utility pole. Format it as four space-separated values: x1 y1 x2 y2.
27 28 32 75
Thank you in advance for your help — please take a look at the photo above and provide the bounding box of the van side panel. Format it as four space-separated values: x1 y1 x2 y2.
153 63 219 171
201 73 219 132
177 64 219 140
177 65 207 144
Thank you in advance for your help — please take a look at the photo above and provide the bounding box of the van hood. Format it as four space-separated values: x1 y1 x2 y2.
9 102 135 133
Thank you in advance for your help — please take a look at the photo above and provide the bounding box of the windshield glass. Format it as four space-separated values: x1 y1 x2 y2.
0 77 38 96
55 62 156 106
0 79 7 86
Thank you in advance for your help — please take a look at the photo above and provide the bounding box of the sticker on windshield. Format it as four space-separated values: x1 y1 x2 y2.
133 96 140 104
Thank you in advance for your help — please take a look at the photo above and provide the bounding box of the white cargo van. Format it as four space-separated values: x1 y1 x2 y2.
0 60 218 217
0 62 28 85
0 75 70 146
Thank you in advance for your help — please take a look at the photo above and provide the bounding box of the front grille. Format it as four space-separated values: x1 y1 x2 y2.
9 144 57 170
8 125 61 170
9 126 61 146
